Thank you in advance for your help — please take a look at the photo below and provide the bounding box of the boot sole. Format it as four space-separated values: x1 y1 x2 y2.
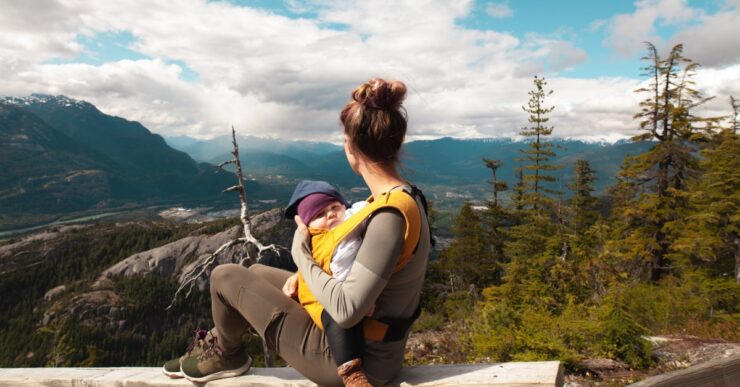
182 355 252 383
161 366 184 379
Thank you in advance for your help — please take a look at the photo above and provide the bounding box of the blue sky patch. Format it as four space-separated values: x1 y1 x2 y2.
45 31 150 65
166 60 201 82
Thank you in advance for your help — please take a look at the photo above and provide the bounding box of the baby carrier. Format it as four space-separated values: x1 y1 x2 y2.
296 185 430 342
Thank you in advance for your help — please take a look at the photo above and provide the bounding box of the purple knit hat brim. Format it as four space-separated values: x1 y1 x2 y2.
297 192 343 224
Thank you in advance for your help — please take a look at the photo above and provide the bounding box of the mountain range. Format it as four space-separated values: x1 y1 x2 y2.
1 94 652 231
0 95 254 230
167 134 652 194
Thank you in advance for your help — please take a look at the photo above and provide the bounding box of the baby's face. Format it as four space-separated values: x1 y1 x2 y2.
308 201 346 229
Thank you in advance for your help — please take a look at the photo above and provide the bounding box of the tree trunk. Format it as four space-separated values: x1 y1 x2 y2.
735 236 740 284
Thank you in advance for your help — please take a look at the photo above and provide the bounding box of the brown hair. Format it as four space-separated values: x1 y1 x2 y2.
340 78 407 165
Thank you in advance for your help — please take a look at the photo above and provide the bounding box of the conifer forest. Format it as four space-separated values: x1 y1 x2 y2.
422 43 739 371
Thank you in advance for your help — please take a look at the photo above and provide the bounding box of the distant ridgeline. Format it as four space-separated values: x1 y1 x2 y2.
0 94 650 231
0 95 257 230
168 133 652 194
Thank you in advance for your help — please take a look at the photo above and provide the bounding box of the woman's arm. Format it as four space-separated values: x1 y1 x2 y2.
291 209 405 329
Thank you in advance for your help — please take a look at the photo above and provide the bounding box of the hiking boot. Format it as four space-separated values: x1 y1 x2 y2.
180 334 252 383
161 328 211 378
337 358 372 387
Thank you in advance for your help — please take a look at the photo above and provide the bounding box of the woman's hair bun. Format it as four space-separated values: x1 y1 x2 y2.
352 78 406 110
341 78 408 165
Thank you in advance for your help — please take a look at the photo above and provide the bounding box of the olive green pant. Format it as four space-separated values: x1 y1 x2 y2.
210 263 343 387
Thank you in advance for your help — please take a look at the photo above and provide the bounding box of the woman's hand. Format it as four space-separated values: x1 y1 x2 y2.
294 215 308 236
282 273 299 298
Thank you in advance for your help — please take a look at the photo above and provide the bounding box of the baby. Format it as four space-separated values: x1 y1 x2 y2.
283 180 371 386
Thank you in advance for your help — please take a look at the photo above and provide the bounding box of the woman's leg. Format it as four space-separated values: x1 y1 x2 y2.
209 263 343 386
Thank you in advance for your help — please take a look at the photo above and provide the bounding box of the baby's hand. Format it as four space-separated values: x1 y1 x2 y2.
366 304 376 317
282 273 299 298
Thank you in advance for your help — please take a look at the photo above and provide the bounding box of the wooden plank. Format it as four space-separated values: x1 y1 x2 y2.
394 362 563 386
0 362 563 386
629 353 740 387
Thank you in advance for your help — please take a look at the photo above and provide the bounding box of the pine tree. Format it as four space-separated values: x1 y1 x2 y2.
602 298 652 369
618 43 718 281
519 76 561 212
568 160 598 237
671 129 739 281
633 42 662 148
480 159 510 286
513 165 526 211
631 43 716 196
439 201 493 288
730 96 739 135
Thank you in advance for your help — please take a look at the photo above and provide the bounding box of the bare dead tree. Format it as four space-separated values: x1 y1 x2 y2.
482 158 507 207
168 126 282 308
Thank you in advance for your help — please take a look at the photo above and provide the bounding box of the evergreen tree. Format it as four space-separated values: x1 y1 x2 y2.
481 204 508 286
439 201 493 288
519 76 561 212
633 42 661 143
513 165 526 211
631 43 716 196
618 43 717 281
568 160 598 236
480 160 510 286
671 129 739 281
730 96 739 134
602 299 652 369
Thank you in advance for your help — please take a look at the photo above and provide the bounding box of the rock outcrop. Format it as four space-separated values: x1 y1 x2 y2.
94 208 292 288
38 208 293 328
0 225 90 275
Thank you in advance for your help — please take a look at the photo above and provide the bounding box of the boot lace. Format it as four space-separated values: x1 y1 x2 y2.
199 333 224 360
185 327 209 355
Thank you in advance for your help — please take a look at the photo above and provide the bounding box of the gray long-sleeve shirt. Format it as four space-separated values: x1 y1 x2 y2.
291 191 431 384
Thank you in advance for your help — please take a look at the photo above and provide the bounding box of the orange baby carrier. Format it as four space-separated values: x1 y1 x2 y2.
296 186 424 341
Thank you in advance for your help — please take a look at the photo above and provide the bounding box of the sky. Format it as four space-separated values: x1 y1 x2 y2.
1 0 739 143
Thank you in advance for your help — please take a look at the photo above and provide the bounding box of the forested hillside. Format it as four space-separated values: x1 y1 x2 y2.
417 44 739 381
0 212 294 368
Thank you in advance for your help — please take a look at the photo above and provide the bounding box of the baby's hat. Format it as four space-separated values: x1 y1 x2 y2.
285 180 350 222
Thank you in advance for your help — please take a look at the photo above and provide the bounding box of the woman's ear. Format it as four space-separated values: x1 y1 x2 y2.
343 134 351 154
344 135 361 175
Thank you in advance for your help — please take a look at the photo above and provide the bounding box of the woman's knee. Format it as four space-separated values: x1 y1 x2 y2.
210 263 250 290
247 263 270 276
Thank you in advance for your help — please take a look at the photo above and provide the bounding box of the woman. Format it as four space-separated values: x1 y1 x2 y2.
163 78 431 386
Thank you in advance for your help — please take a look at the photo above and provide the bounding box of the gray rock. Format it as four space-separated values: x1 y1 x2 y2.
93 208 292 287
43 285 66 302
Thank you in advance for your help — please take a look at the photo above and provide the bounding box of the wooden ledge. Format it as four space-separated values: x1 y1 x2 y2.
628 353 740 386
0 361 563 386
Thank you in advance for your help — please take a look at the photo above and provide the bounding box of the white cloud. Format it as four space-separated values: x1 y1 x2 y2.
0 0 738 143
692 64 740 126
486 2 513 19
603 0 698 58
589 19 607 32
601 0 740 68
671 10 740 68
521 34 587 73
0 0 84 63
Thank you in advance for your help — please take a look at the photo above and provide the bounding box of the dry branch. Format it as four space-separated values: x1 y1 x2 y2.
168 126 284 309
